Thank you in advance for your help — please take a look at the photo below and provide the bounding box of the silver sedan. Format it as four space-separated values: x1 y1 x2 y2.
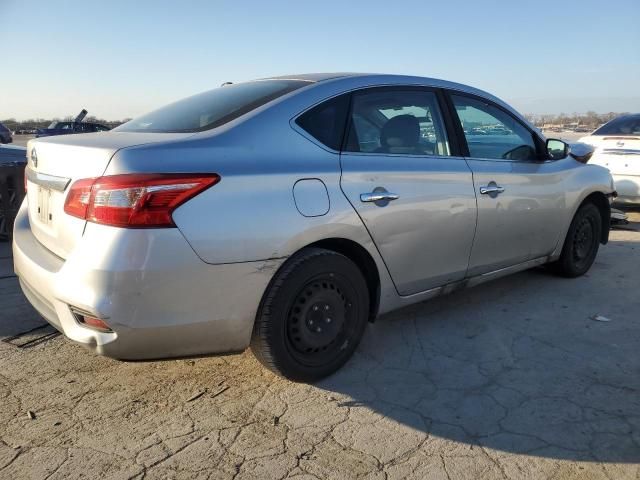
14 73 615 381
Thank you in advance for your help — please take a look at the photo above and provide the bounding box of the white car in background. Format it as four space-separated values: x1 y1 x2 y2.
579 114 640 204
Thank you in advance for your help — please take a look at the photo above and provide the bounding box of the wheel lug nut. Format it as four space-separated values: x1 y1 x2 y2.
324 305 330 311
313 305 319 311
316 327 322 333
326 318 332 323
309 320 314 325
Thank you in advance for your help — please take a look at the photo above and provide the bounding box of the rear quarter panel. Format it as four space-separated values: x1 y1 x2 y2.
104 96 386 269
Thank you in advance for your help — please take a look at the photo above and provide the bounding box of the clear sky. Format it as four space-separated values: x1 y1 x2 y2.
1 0 639 120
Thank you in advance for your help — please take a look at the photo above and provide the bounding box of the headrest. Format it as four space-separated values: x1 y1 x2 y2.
380 115 420 150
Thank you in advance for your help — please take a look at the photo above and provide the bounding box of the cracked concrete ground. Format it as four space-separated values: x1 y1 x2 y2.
1 210 639 480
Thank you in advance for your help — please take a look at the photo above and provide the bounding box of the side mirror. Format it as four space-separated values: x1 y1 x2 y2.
568 142 595 164
546 139 569 160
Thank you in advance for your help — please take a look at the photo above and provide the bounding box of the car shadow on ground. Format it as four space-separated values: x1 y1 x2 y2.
319 227 640 463
0 242 53 338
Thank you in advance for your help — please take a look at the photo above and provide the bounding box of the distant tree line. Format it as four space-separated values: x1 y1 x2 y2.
524 111 626 128
1 116 131 132
1 111 629 133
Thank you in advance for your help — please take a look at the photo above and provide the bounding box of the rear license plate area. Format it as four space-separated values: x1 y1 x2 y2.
37 186 53 225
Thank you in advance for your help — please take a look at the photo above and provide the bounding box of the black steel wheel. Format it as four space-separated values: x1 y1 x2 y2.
251 248 369 382
551 203 602 277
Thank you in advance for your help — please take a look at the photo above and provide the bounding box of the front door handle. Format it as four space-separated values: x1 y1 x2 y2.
479 183 505 195
360 191 400 203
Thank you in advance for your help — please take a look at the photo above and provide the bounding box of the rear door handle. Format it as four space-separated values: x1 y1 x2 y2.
479 184 505 195
360 192 400 203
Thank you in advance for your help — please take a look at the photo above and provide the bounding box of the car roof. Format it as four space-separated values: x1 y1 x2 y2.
260 72 503 104
259 72 363 82
254 72 535 135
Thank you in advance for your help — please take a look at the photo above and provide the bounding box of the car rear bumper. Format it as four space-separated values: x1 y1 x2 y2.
12 201 283 360
612 174 640 204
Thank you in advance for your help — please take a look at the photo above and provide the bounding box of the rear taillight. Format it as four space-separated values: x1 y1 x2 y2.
64 178 94 219
64 173 220 228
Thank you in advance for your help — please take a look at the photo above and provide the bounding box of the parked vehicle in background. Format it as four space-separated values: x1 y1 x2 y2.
0 145 26 239
35 110 111 138
0 122 13 144
15 128 39 135
36 121 111 138
579 114 640 204
14 73 615 382
0 145 26 165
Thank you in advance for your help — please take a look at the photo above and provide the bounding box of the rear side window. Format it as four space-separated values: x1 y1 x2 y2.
116 80 309 133
295 94 350 151
593 115 640 136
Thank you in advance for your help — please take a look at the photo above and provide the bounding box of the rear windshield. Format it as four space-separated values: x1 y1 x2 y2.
593 115 640 136
116 80 309 133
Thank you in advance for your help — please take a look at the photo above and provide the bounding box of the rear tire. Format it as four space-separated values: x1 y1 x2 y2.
550 202 602 277
251 248 369 382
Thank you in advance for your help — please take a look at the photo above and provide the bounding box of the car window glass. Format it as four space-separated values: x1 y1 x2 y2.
295 94 350 150
593 115 640 135
116 80 308 133
345 89 450 156
452 95 537 161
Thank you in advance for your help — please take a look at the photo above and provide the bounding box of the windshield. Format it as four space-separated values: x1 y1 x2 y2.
593 115 640 136
116 80 310 133
48 121 58 129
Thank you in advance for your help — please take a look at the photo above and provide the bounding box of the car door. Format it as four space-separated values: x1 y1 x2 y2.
339 87 477 295
448 93 566 276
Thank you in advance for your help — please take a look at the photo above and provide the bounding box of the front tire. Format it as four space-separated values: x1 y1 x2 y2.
551 202 602 277
251 248 369 382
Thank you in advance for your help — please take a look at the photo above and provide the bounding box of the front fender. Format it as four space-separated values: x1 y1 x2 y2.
550 162 614 258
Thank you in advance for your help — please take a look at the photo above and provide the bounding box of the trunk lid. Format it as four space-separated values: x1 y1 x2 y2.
25 132 194 258
591 136 640 175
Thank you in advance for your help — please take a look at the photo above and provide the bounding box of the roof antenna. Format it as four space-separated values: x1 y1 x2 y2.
220 82 233 87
